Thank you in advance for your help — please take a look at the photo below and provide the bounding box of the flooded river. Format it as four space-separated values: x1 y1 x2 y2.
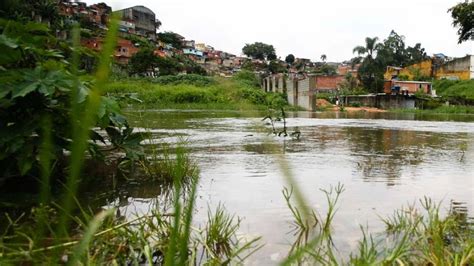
109 110 474 264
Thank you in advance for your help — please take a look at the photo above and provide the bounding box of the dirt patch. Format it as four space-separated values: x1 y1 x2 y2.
343 107 387 113
316 99 332 107
315 99 387 113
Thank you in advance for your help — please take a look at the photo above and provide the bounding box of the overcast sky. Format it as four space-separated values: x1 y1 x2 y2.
84 0 473 62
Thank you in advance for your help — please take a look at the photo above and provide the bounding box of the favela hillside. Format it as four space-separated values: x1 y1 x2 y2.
0 0 473 265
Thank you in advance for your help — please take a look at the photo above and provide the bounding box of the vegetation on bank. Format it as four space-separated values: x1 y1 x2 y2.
388 80 474 114
434 79 474 103
105 72 290 110
392 105 474 115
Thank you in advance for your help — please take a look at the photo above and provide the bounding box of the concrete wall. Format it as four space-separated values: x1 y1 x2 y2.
286 78 296 105
435 55 473 80
262 74 286 93
284 77 315 110
297 78 310 109
378 95 415 109
472 55 474 79
343 94 415 109
344 95 377 107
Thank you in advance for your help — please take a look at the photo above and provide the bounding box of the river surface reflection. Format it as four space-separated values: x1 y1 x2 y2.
104 110 474 264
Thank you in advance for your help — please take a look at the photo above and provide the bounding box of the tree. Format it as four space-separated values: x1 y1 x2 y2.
157 31 183 49
353 37 380 60
285 54 295 65
242 42 276 60
448 1 474 43
353 37 384 92
319 64 336 75
405 43 429 65
320 54 327 62
376 30 407 67
0 0 64 30
350 57 362 70
268 60 286 74
267 52 277 61
128 49 159 76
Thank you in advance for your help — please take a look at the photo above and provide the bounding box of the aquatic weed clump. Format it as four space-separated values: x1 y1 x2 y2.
348 198 474 265
281 183 344 265
139 143 199 188
279 180 473 265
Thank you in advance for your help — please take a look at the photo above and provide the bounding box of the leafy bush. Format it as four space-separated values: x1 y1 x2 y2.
235 87 266 105
0 19 142 182
152 74 215 86
316 92 333 101
233 70 261 88
350 102 362 107
420 99 442 109
265 92 288 108
340 87 369 96
433 79 474 101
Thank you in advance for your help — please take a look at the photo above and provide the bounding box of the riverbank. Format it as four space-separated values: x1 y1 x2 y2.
104 73 298 111
104 75 474 115
434 79 474 104
391 105 474 114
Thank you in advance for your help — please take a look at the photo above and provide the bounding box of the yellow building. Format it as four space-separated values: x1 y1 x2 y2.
435 55 473 80
384 55 473 81
384 60 432 80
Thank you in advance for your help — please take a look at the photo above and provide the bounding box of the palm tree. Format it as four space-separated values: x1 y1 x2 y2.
352 37 379 60
353 37 382 93
320 54 327 62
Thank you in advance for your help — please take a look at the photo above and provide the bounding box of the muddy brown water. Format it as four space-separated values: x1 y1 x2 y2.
108 110 474 264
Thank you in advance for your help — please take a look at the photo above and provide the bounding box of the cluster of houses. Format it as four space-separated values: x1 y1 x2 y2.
58 1 247 75
53 1 474 110
261 54 473 110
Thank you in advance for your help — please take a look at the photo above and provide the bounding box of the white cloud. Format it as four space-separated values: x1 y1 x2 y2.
84 0 472 62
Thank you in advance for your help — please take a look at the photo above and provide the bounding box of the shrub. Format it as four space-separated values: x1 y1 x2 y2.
152 74 215 86
233 70 260 88
265 92 287 108
350 102 362 107
433 79 474 101
235 87 266 105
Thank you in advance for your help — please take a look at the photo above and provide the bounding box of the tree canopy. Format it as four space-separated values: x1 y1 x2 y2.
157 31 183 49
353 30 430 92
285 54 295 65
242 42 276 60
448 1 474 43
128 49 206 76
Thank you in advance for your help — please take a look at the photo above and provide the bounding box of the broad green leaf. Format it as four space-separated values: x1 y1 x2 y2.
105 127 121 145
0 34 18 48
12 82 38 98
0 87 12 99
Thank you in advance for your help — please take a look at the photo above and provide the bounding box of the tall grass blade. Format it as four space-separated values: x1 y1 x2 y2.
39 115 53 205
178 174 199 264
164 144 186 266
58 15 119 236
68 208 115 265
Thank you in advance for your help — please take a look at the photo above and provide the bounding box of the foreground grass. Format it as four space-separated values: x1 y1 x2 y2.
104 74 290 111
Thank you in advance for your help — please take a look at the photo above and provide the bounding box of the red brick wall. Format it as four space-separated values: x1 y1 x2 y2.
114 38 139 64
384 81 392 94
385 81 431 94
314 76 345 90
